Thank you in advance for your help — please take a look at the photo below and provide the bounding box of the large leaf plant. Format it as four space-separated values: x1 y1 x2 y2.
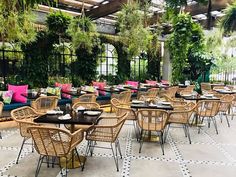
219 2 236 34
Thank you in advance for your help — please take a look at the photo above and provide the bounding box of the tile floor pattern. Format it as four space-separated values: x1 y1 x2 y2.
1 116 236 177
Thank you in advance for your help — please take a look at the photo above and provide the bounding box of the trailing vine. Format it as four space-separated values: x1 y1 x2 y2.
168 13 194 84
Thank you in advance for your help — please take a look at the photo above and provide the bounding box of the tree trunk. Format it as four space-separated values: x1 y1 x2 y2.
206 0 212 30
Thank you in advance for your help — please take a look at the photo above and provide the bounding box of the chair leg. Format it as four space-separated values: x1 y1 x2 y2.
116 139 123 159
111 143 119 172
16 138 26 164
183 125 187 137
133 120 139 141
159 131 164 155
211 117 218 134
90 141 96 157
164 124 170 143
75 148 82 166
225 114 230 127
185 124 191 144
0 131 2 139
139 129 144 153
220 112 223 123
82 140 91 171
207 117 211 128
35 155 44 177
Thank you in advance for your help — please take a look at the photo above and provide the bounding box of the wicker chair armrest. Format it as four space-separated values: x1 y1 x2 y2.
16 119 38 125
71 129 84 148
97 116 119 119
88 118 124 131
31 100 36 108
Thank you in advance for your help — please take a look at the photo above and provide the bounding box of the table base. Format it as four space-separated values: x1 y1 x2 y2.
143 135 160 142
60 155 86 169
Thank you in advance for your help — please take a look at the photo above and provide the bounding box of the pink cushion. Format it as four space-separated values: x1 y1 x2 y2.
146 80 157 86
8 84 28 103
125 81 139 92
55 82 72 99
92 81 106 96
125 81 139 87
161 80 169 85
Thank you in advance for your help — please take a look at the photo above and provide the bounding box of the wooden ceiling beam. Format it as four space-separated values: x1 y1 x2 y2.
85 0 130 19
58 0 92 9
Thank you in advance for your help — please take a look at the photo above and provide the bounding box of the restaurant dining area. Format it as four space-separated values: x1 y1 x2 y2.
1 0 236 177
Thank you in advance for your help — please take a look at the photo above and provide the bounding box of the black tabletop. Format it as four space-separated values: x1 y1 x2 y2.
215 90 236 94
131 103 173 110
34 110 103 125
97 87 127 93
182 95 220 101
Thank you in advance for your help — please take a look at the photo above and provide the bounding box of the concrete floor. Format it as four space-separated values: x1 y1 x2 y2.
1 115 236 177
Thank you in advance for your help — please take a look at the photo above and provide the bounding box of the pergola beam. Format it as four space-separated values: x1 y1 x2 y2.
85 0 130 19
58 0 92 9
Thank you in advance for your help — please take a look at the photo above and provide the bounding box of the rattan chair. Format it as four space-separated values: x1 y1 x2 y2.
201 82 212 91
109 90 132 113
166 102 196 144
163 94 187 109
138 88 159 101
219 94 234 127
0 101 3 139
195 100 220 134
27 126 84 177
72 94 97 105
137 109 169 155
31 96 59 114
72 102 100 110
11 106 40 164
178 85 194 95
111 98 138 139
165 86 178 98
82 113 128 171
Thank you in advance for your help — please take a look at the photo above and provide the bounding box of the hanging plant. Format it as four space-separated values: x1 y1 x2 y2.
46 11 72 40
117 2 151 59
0 0 37 46
67 16 98 53
168 13 195 84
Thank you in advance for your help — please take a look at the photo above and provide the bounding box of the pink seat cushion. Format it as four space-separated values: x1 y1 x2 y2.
8 84 28 103
161 80 169 85
92 81 106 96
146 80 157 86
55 82 72 99
125 81 139 92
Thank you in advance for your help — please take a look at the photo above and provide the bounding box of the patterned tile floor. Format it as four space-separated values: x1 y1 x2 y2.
1 115 236 177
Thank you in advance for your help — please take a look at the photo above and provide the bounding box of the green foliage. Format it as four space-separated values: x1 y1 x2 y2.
117 2 151 58
67 16 102 84
67 16 97 53
21 31 57 88
168 13 212 84
219 2 236 34
146 31 161 80
205 29 223 53
73 42 102 84
46 11 72 38
168 13 194 83
48 76 71 86
186 51 215 81
0 0 36 45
